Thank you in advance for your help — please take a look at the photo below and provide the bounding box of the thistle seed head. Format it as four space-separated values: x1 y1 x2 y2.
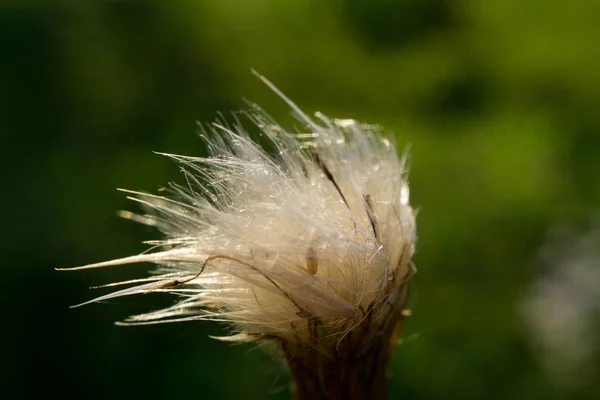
64 73 416 398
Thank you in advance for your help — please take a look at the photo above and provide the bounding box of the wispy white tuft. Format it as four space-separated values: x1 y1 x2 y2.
63 73 416 360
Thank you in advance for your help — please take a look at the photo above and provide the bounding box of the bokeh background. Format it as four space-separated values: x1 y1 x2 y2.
2 0 600 398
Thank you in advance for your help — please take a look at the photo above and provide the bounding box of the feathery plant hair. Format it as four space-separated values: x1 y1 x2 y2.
61 72 417 399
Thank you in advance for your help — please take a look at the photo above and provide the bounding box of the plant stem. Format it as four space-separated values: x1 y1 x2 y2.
285 314 405 400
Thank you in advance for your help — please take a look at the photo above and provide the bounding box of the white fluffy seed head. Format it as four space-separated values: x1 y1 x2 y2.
67 74 416 362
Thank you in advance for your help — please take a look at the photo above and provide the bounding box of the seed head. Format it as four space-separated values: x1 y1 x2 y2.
63 73 417 399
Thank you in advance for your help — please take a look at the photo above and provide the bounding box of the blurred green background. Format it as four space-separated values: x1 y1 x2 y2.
2 0 600 398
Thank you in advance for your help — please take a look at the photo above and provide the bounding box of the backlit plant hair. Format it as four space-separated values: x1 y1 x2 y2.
60 72 417 400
